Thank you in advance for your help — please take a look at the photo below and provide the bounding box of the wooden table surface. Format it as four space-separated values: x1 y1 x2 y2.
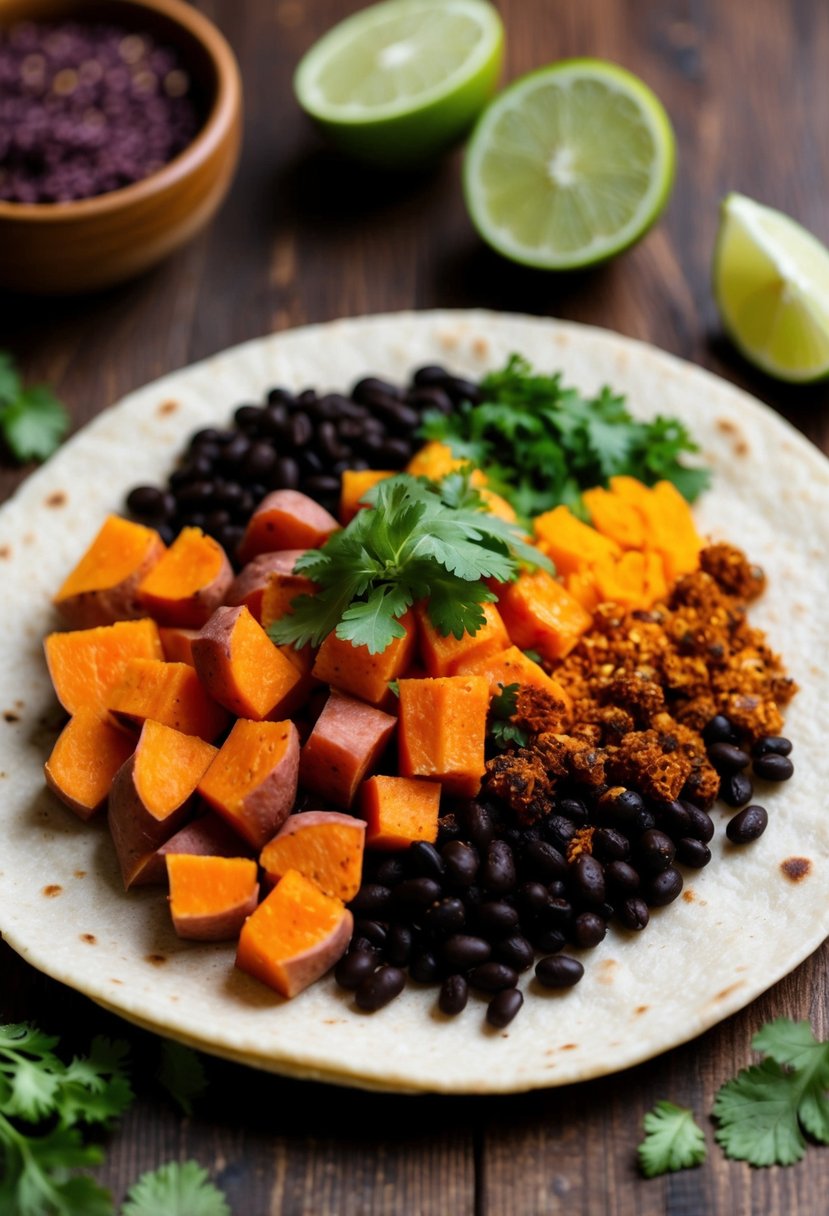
2 0 829 1212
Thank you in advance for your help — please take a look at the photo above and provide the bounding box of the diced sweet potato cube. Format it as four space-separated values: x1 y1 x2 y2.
582 486 647 550
238 491 339 564
406 441 487 484
44 710 135 821
496 570 592 661
236 868 353 998
167 854 259 941
259 569 319 632
132 811 255 887
479 488 517 523
300 690 396 808
224 550 308 623
340 470 393 525
565 570 601 613
591 550 669 609
260 811 366 901
192 605 304 720
198 719 300 848
454 645 571 714
106 658 229 740
360 775 441 850
44 619 163 715
312 610 416 706
137 527 233 627
608 477 703 581
158 626 200 666
398 676 489 798
53 515 166 628
416 601 509 677
533 504 621 575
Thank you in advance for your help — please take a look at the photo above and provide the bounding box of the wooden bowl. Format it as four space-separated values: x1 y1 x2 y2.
0 0 242 294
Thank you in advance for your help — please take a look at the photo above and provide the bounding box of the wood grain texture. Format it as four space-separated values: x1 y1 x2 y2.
2 0 829 1212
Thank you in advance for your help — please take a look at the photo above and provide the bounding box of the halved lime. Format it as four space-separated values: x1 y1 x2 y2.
293 0 504 169
713 193 829 383
463 59 675 270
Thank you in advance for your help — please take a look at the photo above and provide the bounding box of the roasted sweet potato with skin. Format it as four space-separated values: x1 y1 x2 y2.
398 676 489 798
44 619 163 715
44 709 135 821
137 527 233 627
107 658 229 740
360 775 441 850
454 645 572 710
130 811 253 886
259 811 366 901
339 469 393 525
108 720 218 889
167 854 259 941
158 626 200 666
224 550 308 622
312 609 416 706
198 719 300 848
299 690 396 808
237 491 339 565
259 569 319 633
416 601 509 677
53 515 166 628
236 868 353 998
192 605 304 720
496 570 592 661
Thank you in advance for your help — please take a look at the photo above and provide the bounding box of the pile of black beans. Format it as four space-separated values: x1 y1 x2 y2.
337 714 794 1027
125 365 481 565
703 713 793 843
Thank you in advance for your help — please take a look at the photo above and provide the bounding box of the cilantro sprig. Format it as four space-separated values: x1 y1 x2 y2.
488 682 528 752
0 351 70 463
420 353 710 519
638 1101 707 1177
122 1161 230 1216
269 469 550 655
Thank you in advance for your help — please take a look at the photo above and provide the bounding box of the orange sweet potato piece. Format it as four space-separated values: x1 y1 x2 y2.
533 504 621 575
416 601 509 677
44 618 163 715
454 645 572 713
259 811 366 901
479 487 517 523
406 441 487 485
44 709 134 821
565 570 601 613
158 626 200 666
591 549 669 609
299 690 396 808
137 527 233 627
53 515 166 628
224 550 308 622
132 811 255 886
608 477 703 581
398 675 489 798
108 719 218 889
106 658 229 740
312 610 416 706
259 568 319 632
238 491 339 564
236 868 353 998
360 775 441 850
582 486 647 550
167 854 259 941
192 605 304 720
198 719 300 848
496 570 592 661
340 470 393 525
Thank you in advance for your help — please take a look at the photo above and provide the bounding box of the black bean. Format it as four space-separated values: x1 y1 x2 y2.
720 771 754 807
445 376 484 406
476 900 519 936
439 975 468 1015
442 935 492 969
494 933 535 972
592 828 630 862
726 804 768 844
482 841 517 895
267 387 295 407
572 912 607 948
654 799 692 840
290 412 313 448
547 880 566 899
304 473 341 497
675 837 712 868
126 485 174 520
315 420 343 461
514 881 549 918
234 404 264 432
394 877 443 909
545 897 574 927
753 736 792 757
708 742 751 772
441 840 479 886
412 364 451 388
218 434 250 470
703 714 740 746
423 898 466 938
529 925 567 953
216 525 244 556
753 753 794 782
487 988 523 1028
407 841 446 880
599 787 645 829
468 962 519 993
373 857 406 887
522 839 568 881
535 955 584 989
680 802 715 843
273 456 300 490
605 860 641 895
543 815 576 851
335 949 377 991
646 866 683 907
176 479 214 506
376 437 414 465
556 798 590 825
462 801 496 850
352 377 404 405
355 919 389 949
355 965 406 1011
409 950 441 983
571 854 606 907
407 386 454 414
385 924 414 967
616 897 650 930
348 936 377 955
204 509 231 534
297 389 318 410
349 884 392 917
638 829 676 875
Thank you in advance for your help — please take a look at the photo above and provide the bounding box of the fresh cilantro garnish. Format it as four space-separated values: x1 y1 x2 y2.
269 471 550 655
522 649 542 664
0 352 70 462
121 1161 230 1216
156 1041 208 1117
713 1018 829 1166
0 1023 132 1216
488 682 529 752
638 1101 707 1177
420 353 709 517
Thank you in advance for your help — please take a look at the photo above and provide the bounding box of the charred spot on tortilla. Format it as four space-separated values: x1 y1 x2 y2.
157 399 179 416
146 953 168 965
781 857 811 882
0 545 9 559
42 884 62 897
3 711 19 723
635 1005 649 1015
712 981 744 1003
80 933 96 944
472 336 489 358
74 870 86 878
682 889 696 903
44 491 67 508
561 1043 578 1050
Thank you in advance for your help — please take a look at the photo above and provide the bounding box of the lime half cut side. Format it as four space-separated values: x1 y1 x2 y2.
713 193 829 383
463 59 675 270
294 0 504 169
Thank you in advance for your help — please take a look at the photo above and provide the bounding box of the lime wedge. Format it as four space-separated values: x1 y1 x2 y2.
463 59 675 269
293 0 504 169
713 193 829 383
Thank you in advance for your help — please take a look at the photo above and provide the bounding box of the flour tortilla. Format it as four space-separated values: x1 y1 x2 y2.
0 310 827 1094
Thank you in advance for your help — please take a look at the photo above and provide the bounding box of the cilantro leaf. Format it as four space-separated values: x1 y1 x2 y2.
0 351 21 404
713 1019 829 1166
122 1161 231 1216
156 1041 208 1117
487 683 528 752
638 1101 707 1177
0 353 70 463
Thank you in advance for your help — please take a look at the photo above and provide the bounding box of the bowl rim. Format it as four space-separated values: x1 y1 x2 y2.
0 0 242 221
